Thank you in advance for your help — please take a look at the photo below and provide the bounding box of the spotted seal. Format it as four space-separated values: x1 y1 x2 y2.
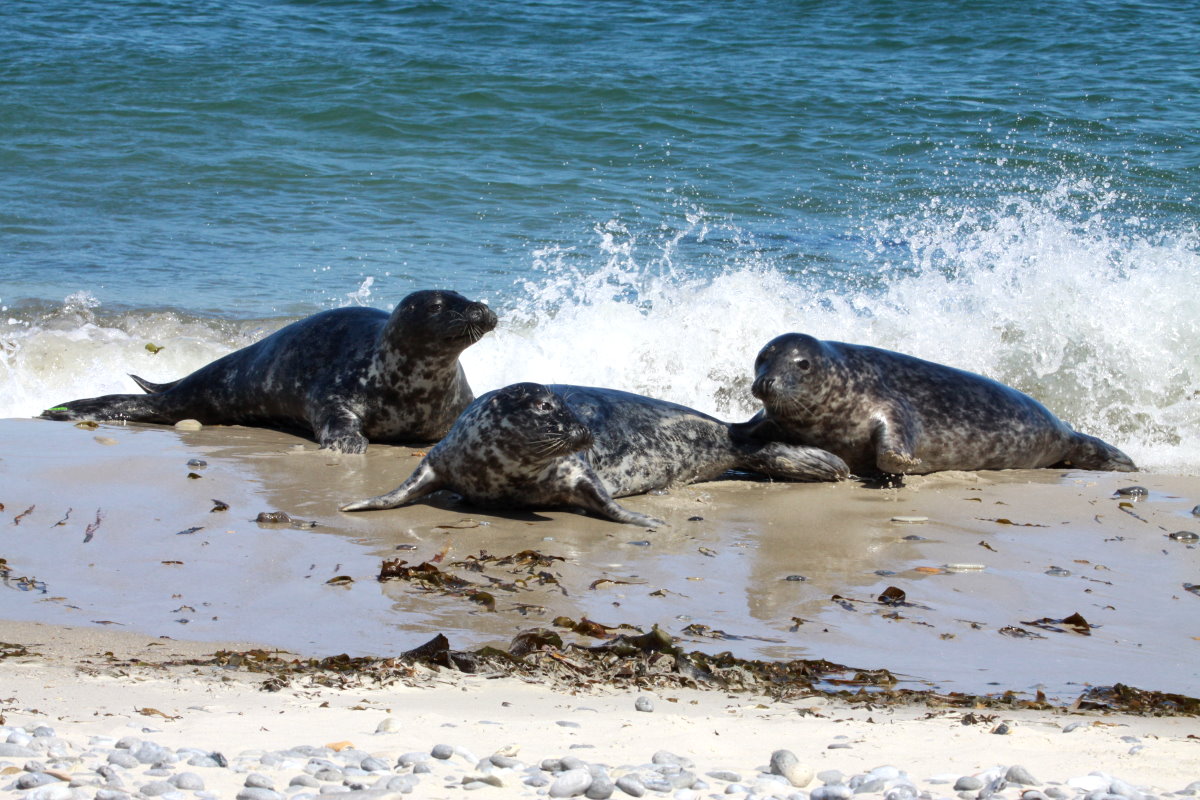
341 382 849 526
40 290 497 453
733 333 1137 475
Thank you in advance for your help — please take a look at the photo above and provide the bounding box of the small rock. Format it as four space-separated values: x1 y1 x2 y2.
550 767 593 798
652 751 694 769
16 773 60 790
235 788 285 800
375 717 402 734
170 773 205 791
818 771 845 785
175 419 203 431
707 770 743 783
431 743 455 760
991 723 1011 735
361 756 389 772
812 785 853 800
0 743 40 758
635 697 654 713
616 774 646 797
397 751 428 767
245 773 275 789
138 781 175 797
955 777 985 791
1005 766 1040 786
289 775 320 788
1114 486 1148 498
770 750 813 788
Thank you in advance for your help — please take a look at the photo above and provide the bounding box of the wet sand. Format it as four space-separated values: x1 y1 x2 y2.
1 417 1198 702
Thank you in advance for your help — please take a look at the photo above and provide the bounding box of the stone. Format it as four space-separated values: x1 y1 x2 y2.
1005 766 1040 786
616 774 646 797
550 767 593 798
770 750 813 788
635 697 654 713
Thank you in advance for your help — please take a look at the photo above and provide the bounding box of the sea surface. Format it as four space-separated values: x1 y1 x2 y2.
2 0 1198 472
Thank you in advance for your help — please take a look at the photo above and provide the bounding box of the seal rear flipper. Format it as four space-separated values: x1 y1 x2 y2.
129 373 180 394
39 394 172 423
340 461 443 512
735 441 849 482
1063 432 1137 472
571 475 665 527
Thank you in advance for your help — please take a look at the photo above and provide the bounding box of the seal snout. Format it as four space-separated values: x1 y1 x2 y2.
751 374 776 401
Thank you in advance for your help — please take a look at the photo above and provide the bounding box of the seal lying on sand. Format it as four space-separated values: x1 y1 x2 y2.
41 290 497 453
734 333 1136 476
342 382 849 526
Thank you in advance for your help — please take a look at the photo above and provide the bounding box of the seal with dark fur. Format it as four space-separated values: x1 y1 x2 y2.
734 333 1137 476
341 382 849 526
40 290 497 453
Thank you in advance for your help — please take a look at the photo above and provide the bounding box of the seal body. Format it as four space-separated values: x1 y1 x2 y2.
341 383 848 526
735 333 1136 476
41 290 497 453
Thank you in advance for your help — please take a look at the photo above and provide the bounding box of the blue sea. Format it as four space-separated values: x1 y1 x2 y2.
2 0 1197 472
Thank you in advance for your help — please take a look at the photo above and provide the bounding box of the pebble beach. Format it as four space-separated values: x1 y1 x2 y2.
3 620 1200 800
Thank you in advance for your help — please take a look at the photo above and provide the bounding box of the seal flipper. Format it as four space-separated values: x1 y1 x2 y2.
571 473 665 527
1062 432 1137 472
129 374 180 394
314 408 368 454
40 393 173 424
872 412 923 474
340 461 444 511
735 441 849 482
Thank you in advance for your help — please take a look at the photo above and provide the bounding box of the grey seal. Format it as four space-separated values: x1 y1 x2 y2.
40 289 497 453
342 382 849 526
734 333 1136 476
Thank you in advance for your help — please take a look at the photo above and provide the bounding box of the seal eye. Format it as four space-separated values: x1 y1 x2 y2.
796 358 811 370
426 301 444 314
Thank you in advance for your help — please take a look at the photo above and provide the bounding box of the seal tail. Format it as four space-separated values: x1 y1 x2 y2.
130 373 180 394
1063 432 1137 472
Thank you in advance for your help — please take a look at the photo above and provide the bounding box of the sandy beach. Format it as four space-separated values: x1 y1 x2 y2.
2 417 1198 798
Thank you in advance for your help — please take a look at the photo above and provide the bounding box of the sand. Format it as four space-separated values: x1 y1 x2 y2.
2 418 1199 797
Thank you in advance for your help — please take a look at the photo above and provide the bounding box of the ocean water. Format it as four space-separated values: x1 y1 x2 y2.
2 0 1197 472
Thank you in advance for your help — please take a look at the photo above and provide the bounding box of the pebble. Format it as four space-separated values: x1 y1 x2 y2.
635 696 654 713
0 721 1186 800
770 749 814 788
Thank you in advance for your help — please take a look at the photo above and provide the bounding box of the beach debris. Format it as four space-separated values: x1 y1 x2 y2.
784 574 807 582
978 539 997 551
187 472 203 479
998 626 1045 639
1192 504 1200 516
944 563 985 573
698 546 717 557
174 526 204 536
1020 612 1092 635
434 518 485 530
508 628 563 656
210 499 229 512
50 508 72 528
255 511 317 528
1113 485 1148 499
914 566 942 574
73 420 99 430
326 575 354 586
187 458 207 469
12 505 34 526
891 516 927 524
1167 530 1198 542
1183 583 1200 597
1045 566 1071 577
469 591 496 611
144 343 164 354
93 436 119 446
979 517 1048 527
877 586 907 606
83 510 104 543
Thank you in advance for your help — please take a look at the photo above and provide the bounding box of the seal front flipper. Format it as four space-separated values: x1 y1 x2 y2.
314 408 368 454
872 411 923 474
1063 431 1137 472
341 461 444 511
571 473 665 528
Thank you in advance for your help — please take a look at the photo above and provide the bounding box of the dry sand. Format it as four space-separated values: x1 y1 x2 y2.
2 418 1199 797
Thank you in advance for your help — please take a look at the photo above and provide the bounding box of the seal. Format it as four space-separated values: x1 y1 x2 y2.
40 289 497 453
341 382 849 526
734 333 1137 475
